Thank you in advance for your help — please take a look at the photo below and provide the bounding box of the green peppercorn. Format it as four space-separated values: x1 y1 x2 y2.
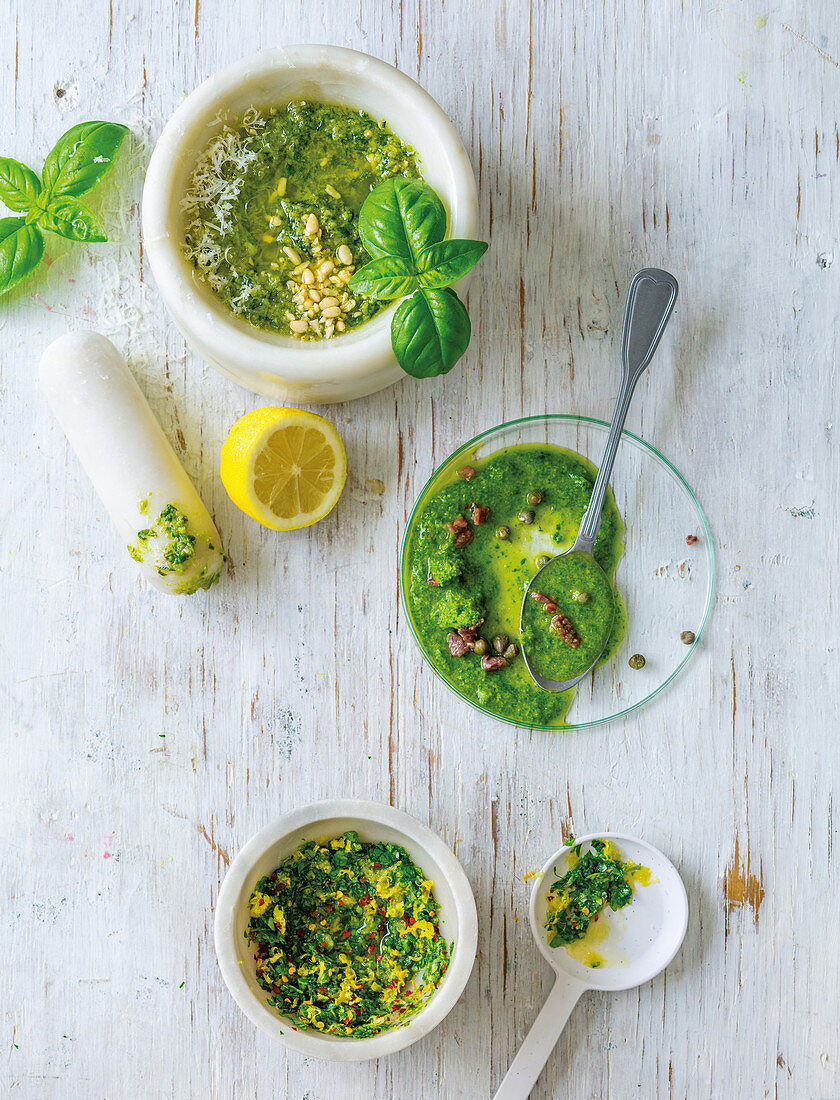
628 653 646 670
527 490 543 506
518 509 535 524
504 643 518 660
572 590 591 604
496 525 511 540
492 633 509 654
473 638 488 656
680 630 696 645
536 554 551 570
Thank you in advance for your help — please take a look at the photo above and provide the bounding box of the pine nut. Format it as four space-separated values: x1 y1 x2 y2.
301 268 315 284
309 289 322 302
289 320 308 333
305 213 320 237
317 261 335 277
283 246 301 264
336 245 353 265
321 305 341 318
336 320 346 332
277 176 287 196
319 296 339 309
325 184 341 199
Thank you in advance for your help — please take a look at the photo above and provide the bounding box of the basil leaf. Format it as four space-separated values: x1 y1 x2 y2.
391 288 471 378
39 199 107 243
42 121 129 199
0 158 42 212
416 239 488 289
359 178 446 263
0 218 44 295
348 255 418 300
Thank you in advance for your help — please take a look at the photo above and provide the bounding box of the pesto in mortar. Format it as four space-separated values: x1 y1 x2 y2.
183 101 420 338
245 831 450 1038
403 444 626 727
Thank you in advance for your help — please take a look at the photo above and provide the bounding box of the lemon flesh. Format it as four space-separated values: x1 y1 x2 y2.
220 407 347 531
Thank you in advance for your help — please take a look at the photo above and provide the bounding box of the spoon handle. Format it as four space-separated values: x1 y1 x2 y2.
492 975 585 1099
571 268 678 555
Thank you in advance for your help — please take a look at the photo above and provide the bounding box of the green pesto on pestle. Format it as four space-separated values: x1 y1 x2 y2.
128 499 222 594
404 444 626 727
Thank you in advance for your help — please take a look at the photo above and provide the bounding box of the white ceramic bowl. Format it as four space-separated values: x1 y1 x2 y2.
142 46 480 404
214 799 478 1060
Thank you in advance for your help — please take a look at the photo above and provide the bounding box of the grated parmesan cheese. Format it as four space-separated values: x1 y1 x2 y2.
181 108 267 306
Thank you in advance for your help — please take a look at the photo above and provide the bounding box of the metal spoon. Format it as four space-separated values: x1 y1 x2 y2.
493 832 689 1099
520 268 679 692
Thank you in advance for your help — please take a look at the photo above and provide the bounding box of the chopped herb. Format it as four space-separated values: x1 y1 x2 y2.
245 830 450 1038
544 838 644 948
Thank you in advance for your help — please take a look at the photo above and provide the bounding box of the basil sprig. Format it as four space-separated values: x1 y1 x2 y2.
0 121 129 296
349 178 487 378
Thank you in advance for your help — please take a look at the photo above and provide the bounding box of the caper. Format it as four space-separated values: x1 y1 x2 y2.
572 590 591 604
473 638 488 656
518 509 535 524
527 490 543 506
492 633 509 654
628 653 646 670
496 525 511 540
504 643 518 660
680 630 696 645
536 554 551 570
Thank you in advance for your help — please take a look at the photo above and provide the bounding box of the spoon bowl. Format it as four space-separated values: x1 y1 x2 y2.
530 833 688 990
520 551 616 692
494 832 688 1098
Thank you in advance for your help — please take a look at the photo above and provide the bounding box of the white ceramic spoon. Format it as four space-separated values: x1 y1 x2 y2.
494 832 689 1099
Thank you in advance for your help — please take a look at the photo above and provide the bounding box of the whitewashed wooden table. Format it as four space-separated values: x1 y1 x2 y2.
2 1 838 1097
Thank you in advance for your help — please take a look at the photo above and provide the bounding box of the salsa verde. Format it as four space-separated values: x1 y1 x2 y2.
403 444 626 726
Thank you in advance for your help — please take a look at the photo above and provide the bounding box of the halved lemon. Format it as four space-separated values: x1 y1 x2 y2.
220 407 347 530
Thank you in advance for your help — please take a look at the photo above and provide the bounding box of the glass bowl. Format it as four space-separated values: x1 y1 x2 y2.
400 415 714 730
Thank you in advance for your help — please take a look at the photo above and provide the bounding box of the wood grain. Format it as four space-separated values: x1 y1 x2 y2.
1 1 838 1097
